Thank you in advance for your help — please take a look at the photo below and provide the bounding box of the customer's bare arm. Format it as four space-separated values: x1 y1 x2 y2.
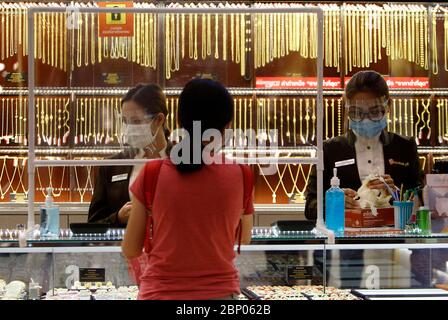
122 198 148 259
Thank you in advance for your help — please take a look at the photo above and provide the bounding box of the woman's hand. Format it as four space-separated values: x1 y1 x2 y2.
342 188 360 209
118 201 132 224
367 174 395 193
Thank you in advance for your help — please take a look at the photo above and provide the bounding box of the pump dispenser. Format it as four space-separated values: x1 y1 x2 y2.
330 168 340 187
325 168 345 235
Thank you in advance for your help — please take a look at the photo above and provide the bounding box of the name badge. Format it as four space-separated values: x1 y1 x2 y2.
111 173 128 182
335 158 356 168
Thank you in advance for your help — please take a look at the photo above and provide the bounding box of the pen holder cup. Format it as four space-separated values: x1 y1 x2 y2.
393 201 414 230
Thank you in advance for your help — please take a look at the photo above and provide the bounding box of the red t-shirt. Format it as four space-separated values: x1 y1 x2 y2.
130 159 254 300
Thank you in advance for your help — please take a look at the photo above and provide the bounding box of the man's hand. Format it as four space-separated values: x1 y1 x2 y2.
118 201 132 224
342 188 360 209
367 174 395 193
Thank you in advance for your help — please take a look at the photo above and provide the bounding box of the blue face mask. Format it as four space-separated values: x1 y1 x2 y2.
349 118 387 139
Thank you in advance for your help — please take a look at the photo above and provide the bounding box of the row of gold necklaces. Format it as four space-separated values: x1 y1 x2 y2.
0 97 28 145
74 97 122 145
1 95 442 148
255 97 343 146
0 3 29 61
387 98 431 144
1 2 443 77
167 97 343 147
165 2 249 79
0 156 93 201
343 4 429 74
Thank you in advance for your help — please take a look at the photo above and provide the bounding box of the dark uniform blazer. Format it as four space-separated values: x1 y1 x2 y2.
305 130 424 221
88 151 135 227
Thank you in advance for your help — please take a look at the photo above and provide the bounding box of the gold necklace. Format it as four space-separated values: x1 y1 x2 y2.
311 99 316 142
437 99 443 143
230 13 235 61
422 98 431 140
240 13 246 76
207 13 211 57
273 98 277 144
331 98 335 138
257 163 288 203
432 8 438 75
1 98 5 141
409 98 414 137
445 99 448 140
222 13 227 61
280 98 284 146
286 98 291 143
201 13 206 60
1 6 4 60
404 99 408 136
304 98 310 143
88 97 93 143
181 13 185 59
414 98 421 143
325 98 329 139
194 13 198 60
188 13 193 59
346 8 351 73
293 98 297 146
398 98 403 135
235 14 240 64
444 11 448 71
420 10 425 68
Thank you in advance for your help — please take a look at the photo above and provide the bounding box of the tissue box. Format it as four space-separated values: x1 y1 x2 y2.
345 207 395 228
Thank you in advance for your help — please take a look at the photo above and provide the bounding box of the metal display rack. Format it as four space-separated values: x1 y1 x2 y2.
26 6 327 236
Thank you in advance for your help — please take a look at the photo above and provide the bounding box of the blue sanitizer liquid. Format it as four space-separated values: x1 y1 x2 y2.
325 187 345 235
325 168 345 236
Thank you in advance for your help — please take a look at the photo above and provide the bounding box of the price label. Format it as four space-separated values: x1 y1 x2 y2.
79 268 106 283
286 265 313 283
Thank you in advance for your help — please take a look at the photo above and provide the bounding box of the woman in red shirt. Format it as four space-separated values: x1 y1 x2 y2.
122 79 254 300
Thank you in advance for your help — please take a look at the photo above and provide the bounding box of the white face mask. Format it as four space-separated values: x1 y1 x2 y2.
122 121 159 151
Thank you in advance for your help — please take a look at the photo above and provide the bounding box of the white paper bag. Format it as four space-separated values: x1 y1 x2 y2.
423 174 448 217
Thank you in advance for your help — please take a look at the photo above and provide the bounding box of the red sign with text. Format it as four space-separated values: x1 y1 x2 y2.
256 77 341 89
256 77 430 89
345 77 429 89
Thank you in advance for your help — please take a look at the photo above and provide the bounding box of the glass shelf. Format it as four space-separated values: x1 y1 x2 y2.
1 227 448 247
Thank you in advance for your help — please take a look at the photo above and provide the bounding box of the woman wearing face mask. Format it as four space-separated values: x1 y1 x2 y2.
305 70 423 287
88 84 169 227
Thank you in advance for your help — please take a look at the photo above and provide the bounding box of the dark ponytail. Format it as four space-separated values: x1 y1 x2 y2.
174 78 233 173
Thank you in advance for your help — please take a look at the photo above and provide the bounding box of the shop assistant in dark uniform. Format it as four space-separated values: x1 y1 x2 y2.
88 84 169 227
305 71 423 287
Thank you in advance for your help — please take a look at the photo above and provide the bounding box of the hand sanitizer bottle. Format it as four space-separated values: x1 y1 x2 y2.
41 187 60 237
325 168 345 236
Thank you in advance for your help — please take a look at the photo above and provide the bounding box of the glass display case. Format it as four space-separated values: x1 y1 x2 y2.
1 230 448 300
